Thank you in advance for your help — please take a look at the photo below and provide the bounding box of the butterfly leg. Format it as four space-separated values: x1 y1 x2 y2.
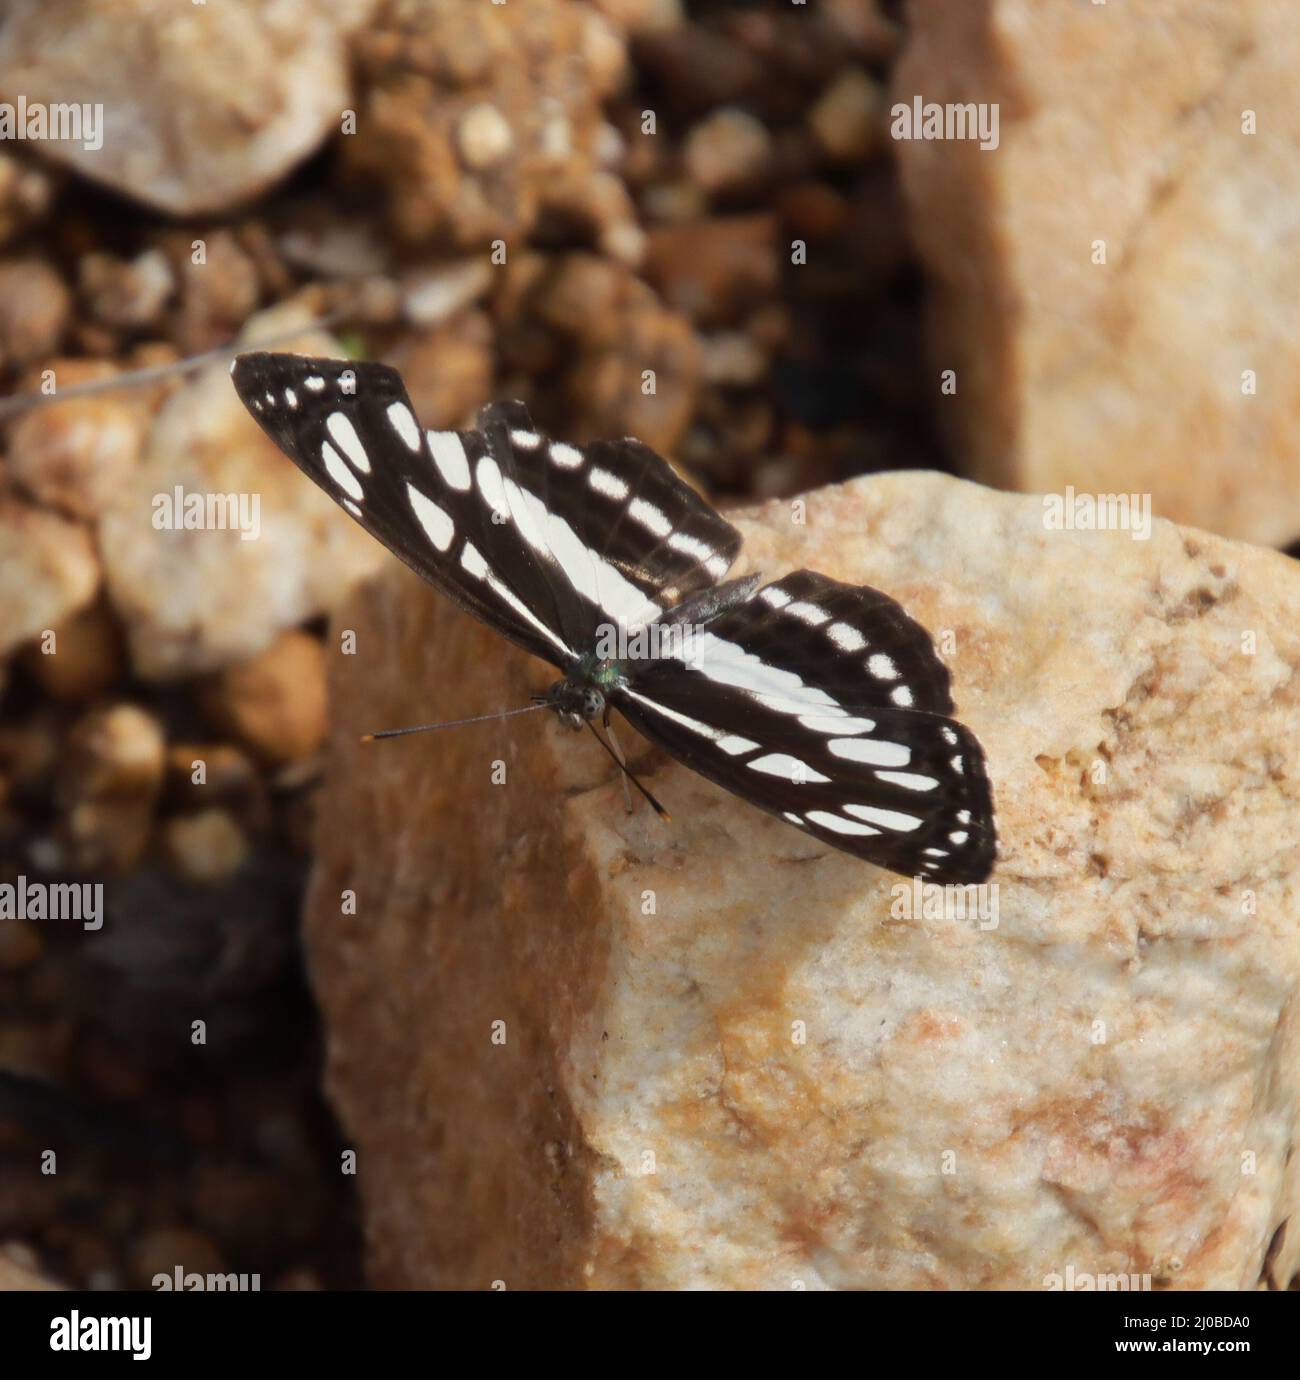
603 709 635 814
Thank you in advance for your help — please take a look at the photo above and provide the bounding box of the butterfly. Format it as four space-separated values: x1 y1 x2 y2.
230 352 996 884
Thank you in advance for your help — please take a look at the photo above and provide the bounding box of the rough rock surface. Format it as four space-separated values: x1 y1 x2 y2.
0 0 377 215
304 470 1300 1289
893 0 1300 547
97 312 384 680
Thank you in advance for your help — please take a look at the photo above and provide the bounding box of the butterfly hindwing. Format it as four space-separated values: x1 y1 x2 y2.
613 572 995 883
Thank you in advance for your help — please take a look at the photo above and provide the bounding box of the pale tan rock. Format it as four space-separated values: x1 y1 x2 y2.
0 498 99 658
809 68 885 162
591 0 682 34
306 471 1300 1290
18 598 125 703
7 360 149 519
0 257 68 368
0 1247 61 1290
0 0 378 215
164 809 250 884
198 630 328 766
384 313 494 431
893 0 1300 547
401 258 493 328
79 248 174 332
57 703 166 872
98 311 385 680
684 109 772 193
0 153 56 248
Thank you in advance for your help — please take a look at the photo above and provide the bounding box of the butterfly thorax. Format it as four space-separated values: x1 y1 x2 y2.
543 654 627 729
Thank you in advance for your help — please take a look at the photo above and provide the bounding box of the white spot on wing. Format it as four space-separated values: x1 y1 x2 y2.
807 810 880 837
868 653 899 680
480 456 659 627
427 431 471 490
785 601 830 627
321 440 363 501
548 441 582 468
746 753 830 784
326 412 371 473
621 688 733 746
511 429 541 450
717 734 759 756
843 804 923 831
343 499 361 517
285 388 298 408
588 467 629 500
828 622 866 651
629 498 671 537
459 541 571 658
791 712 875 735
387 402 421 451
890 685 914 707
875 770 940 792
304 376 326 392
667 532 716 565
760 586 791 609
406 484 455 551
828 738 909 767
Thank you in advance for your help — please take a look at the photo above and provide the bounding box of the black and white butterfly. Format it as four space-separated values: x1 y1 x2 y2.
231 352 996 884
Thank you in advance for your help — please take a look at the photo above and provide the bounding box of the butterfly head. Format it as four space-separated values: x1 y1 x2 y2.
537 679 606 732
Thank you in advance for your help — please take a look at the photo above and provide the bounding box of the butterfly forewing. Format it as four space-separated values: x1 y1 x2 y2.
232 352 743 662
231 352 574 667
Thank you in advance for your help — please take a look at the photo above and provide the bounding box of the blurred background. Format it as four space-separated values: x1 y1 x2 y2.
0 0 1295 1289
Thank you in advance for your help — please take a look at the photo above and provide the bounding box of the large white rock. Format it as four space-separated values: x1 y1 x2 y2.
0 0 377 215
892 0 1300 548
304 470 1300 1290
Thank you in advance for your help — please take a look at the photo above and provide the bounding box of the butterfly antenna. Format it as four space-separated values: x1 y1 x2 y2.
585 721 672 822
361 701 550 742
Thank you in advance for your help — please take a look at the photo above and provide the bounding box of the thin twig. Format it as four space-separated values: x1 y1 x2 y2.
0 303 352 423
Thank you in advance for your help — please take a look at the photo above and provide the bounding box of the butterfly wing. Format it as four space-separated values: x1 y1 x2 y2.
613 571 996 884
230 351 742 666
